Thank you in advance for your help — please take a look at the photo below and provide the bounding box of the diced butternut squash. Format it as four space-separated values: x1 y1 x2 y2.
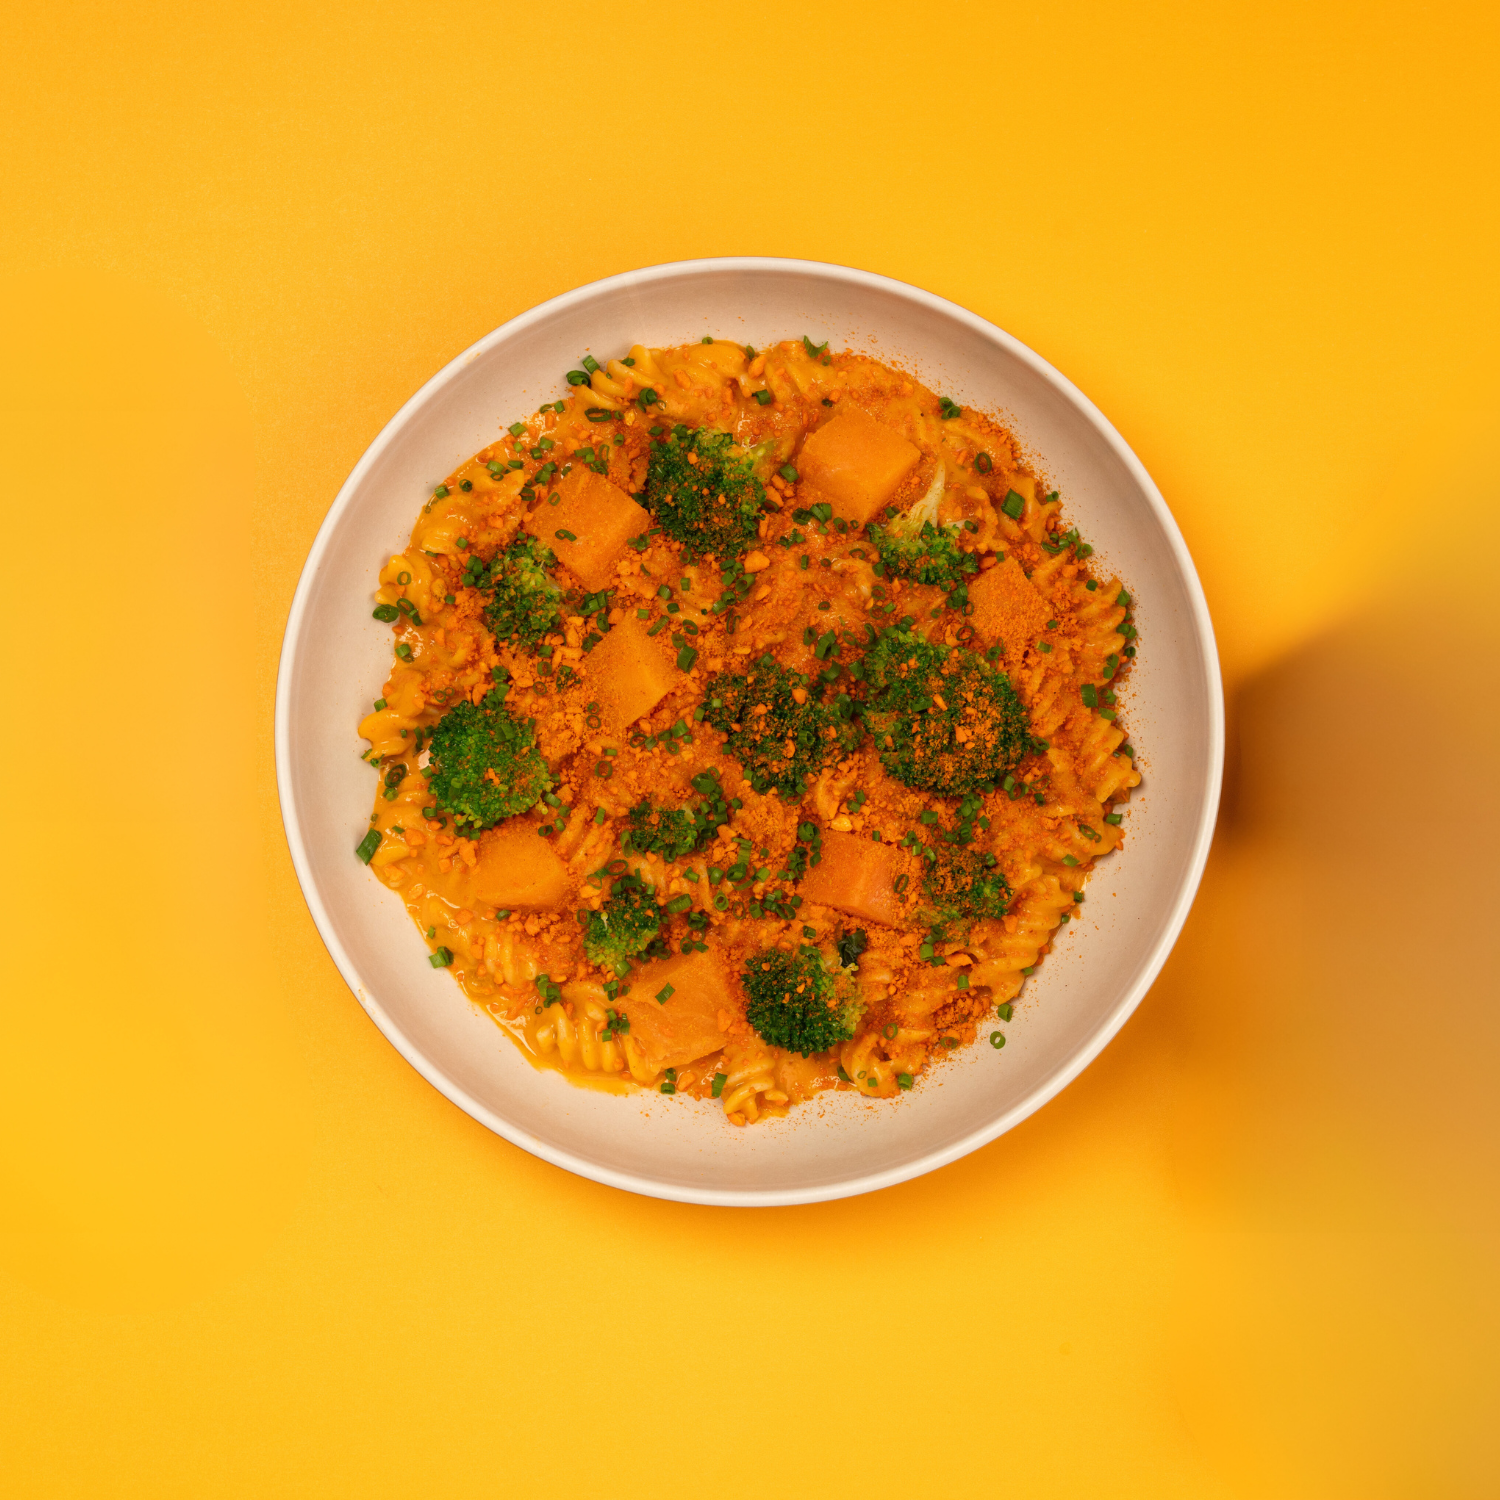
465 821 569 909
523 469 650 591
967 555 1051 668
617 949 732 1071
582 614 683 732
797 830 906 926
796 407 920 523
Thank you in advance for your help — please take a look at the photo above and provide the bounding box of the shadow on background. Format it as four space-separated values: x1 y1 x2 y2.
1154 578 1500 1495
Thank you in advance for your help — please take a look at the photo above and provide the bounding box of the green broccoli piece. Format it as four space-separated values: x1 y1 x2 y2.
643 425 766 560
868 516 978 589
923 844 1011 928
743 945 863 1057
473 534 563 651
582 874 662 975
621 769 730 861
866 469 975 590
861 625 1030 795
702 653 863 798
425 691 550 831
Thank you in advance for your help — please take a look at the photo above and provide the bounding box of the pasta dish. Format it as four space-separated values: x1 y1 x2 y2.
355 336 1140 1123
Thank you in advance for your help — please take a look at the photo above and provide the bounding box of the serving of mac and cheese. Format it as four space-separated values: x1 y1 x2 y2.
355 336 1140 1124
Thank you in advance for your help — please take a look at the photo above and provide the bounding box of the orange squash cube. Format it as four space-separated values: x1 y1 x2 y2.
617 949 733 1071
796 407 920 524
797 829 906 926
967 555 1050 669
465 821 569 909
523 469 650 592
582 613 683 733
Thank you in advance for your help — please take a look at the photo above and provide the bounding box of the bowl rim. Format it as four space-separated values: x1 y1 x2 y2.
274 255 1224 1206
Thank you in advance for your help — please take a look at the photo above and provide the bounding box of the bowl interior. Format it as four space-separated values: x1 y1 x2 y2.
276 259 1222 1205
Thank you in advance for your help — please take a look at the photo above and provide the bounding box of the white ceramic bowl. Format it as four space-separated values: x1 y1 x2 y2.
276 257 1222 1205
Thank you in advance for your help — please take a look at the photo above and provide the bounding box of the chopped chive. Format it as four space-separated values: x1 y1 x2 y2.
778 465 799 483
372 603 399 622
1001 490 1025 520
656 983 675 1003
753 389 773 405
711 1071 727 1097
1104 812 1123 825
989 1031 1005 1049
555 529 577 541
355 829 381 863
429 946 454 968
897 1073 913 1090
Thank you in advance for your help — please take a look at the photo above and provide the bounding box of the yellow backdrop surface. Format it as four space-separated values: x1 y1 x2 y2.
2 3 1496 1496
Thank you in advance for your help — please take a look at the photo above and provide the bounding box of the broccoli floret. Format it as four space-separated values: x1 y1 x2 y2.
621 769 730 860
425 691 550 831
475 535 563 651
743 945 863 1057
923 845 1011 928
861 625 1030 795
582 874 662 974
643 425 766 560
868 517 978 589
867 468 978 591
702 653 863 798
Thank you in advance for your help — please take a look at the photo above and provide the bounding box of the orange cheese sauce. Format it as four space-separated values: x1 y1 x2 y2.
356 338 1140 1124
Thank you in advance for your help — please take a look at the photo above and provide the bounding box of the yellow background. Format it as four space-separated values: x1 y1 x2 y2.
2 2 1496 1495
